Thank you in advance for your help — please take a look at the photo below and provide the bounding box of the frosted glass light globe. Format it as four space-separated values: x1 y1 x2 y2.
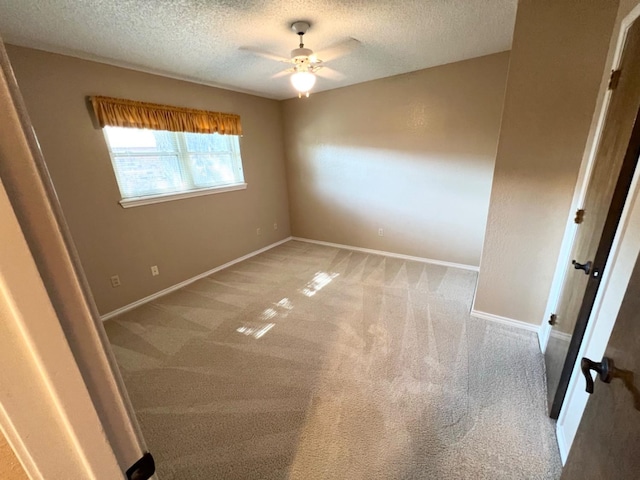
290 71 316 93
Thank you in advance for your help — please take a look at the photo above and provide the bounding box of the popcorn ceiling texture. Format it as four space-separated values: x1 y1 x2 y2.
105 240 562 479
0 0 516 99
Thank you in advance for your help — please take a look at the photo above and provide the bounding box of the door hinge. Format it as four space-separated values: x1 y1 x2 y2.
548 313 558 326
574 208 585 224
126 452 155 480
608 69 622 90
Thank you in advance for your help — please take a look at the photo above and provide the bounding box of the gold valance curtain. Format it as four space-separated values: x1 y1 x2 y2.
89 96 242 136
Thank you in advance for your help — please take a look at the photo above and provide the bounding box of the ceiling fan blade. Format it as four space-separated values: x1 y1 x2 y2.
271 69 294 79
315 66 345 81
315 37 361 62
239 46 291 63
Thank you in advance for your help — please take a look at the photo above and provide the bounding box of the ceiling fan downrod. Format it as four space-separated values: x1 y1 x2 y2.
291 21 311 49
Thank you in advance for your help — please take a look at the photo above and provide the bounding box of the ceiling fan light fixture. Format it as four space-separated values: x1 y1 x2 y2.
290 70 316 97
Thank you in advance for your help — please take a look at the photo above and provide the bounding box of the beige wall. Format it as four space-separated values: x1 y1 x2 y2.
0 434 27 480
282 52 510 267
473 0 619 323
6 45 291 315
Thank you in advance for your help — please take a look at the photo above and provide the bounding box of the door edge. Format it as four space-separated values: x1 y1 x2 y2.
538 3 639 354
555 6 640 454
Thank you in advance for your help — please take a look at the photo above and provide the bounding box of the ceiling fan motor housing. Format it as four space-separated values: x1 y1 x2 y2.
291 47 314 60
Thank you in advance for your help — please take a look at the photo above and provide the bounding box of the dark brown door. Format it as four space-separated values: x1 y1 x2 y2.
561 251 640 479
545 18 640 417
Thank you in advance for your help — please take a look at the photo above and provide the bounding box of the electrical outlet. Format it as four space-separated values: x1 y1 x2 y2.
257 227 262 236
110 275 121 288
378 228 384 237
273 222 278 230
151 265 159 276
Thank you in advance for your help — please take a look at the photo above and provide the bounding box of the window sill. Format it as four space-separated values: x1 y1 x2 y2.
119 183 247 208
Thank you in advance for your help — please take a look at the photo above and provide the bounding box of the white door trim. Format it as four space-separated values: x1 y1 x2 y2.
0 36 150 478
538 4 640 352
556 148 640 463
0 176 123 479
553 8 640 463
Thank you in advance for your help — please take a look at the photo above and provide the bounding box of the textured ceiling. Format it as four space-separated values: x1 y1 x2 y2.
0 0 517 100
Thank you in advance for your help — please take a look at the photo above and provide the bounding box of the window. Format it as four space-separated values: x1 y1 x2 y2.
103 126 246 207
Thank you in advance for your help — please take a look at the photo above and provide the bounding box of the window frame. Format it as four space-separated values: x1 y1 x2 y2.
102 127 247 208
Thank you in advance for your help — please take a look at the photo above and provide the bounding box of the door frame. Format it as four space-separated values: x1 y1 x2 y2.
538 5 640 354
550 6 640 462
0 176 124 479
0 37 150 477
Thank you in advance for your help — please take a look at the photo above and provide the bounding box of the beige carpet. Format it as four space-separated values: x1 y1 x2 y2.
105 240 561 479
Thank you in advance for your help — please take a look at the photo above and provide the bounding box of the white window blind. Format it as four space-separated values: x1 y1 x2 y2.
103 126 245 202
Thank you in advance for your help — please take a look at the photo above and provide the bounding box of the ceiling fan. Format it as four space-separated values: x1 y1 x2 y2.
241 21 360 97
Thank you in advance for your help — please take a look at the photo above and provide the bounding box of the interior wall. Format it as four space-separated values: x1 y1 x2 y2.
282 52 510 267
0 433 27 480
473 0 619 324
6 45 291 315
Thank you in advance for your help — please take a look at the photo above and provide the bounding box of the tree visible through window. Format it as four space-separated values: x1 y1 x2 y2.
103 126 245 200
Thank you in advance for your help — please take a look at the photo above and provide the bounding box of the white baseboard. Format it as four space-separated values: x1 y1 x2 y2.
101 237 293 321
556 423 569 465
470 309 540 333
291 237 479 272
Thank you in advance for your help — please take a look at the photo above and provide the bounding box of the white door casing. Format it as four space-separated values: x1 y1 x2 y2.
0 177 123 479
551 7 640 463
534 3 640 463
0 37 150 478
537 5 639 354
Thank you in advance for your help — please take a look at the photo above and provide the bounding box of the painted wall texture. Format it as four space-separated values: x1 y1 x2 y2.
282 52 510 267
6 46 291 315
474 0 619 324
0 434 27 480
